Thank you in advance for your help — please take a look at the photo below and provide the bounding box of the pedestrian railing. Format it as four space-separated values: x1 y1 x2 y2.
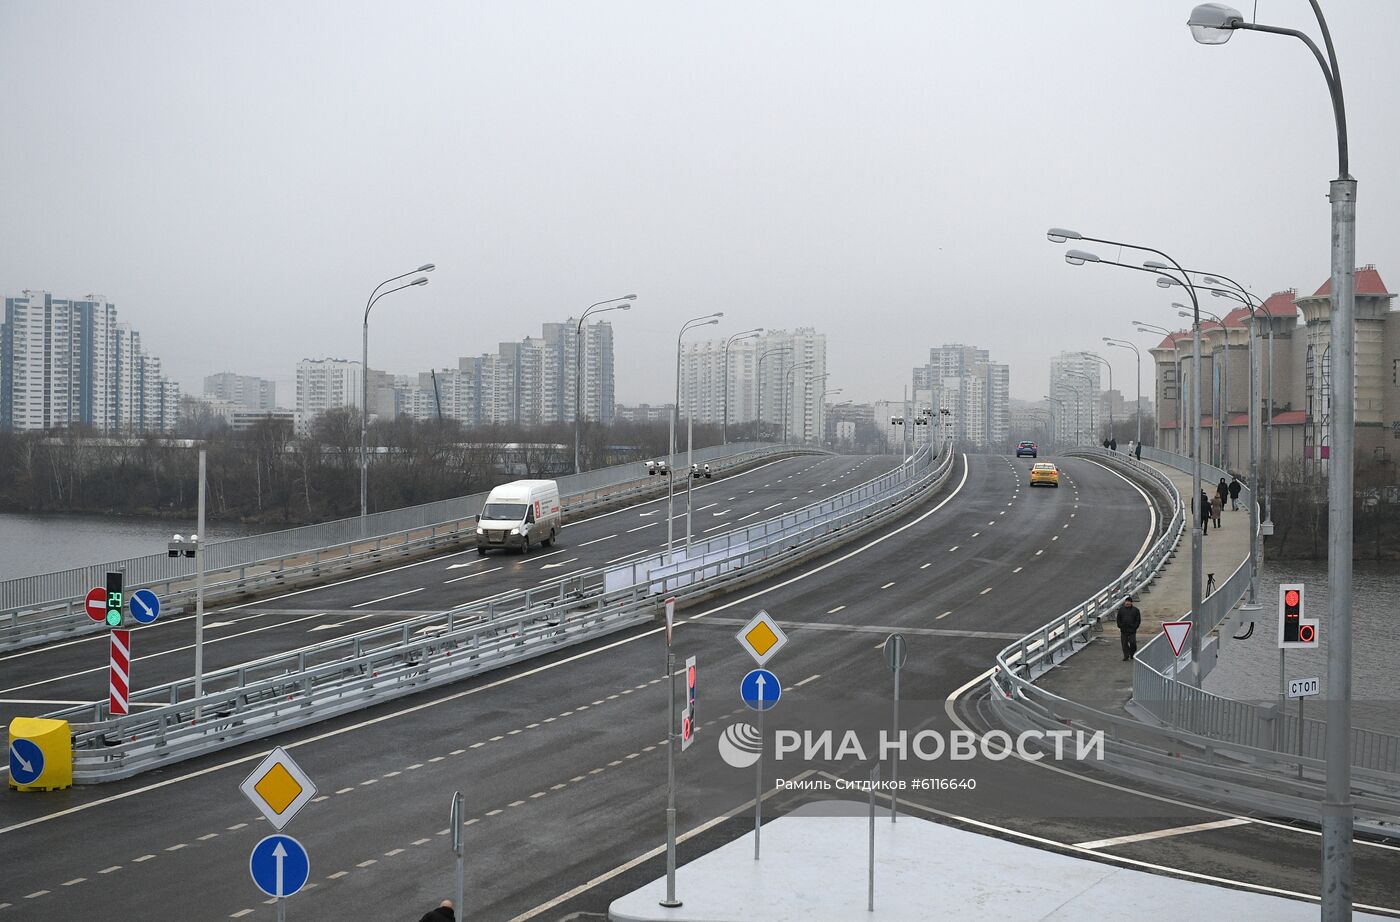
990 446 1400 829
0 441 806 652
49 444 958 782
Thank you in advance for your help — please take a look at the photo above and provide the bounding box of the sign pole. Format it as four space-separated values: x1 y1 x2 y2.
868 762 879 913
277 897 286 922
1298 693 1306 781
661 600 680 908
891 658 900 823
195 449 207 720
754 683 763 860
451 791 466 917
1277 648 1286 751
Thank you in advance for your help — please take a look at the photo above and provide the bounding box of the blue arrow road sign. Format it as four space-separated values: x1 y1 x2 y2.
8 738 44 785
740 669 781 711
130 588 161 625
250 834 310 899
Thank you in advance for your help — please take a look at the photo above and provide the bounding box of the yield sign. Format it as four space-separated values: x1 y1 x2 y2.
1163 620 1192 657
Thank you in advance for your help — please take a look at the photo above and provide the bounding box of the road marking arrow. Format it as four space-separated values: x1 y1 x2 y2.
541 558 579 570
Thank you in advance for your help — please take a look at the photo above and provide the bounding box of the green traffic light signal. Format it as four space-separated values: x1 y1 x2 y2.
106 610 122 627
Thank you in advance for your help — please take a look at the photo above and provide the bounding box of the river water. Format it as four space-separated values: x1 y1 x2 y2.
1206 559 1400 731
0 512 267 581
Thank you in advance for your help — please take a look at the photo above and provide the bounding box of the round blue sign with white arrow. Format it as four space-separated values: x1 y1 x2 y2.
129 588 160 625
249 834 310 899
740 668 781 711
8 738 44 786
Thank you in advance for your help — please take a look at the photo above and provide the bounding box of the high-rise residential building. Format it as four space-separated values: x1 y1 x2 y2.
295 358 362 434
1049 351 1102 446
204 372 276 411
910 344 1010 450
1 290 179 433
679 328 827 441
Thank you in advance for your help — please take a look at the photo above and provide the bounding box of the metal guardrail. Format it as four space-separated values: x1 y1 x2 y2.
990 446 1400 828
51 444 957 782
0 442 803 652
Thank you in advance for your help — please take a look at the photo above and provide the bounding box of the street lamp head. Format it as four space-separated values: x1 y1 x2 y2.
412 277 430 286
1156 277 1175 288
1202 276 1223 286
711 312 725 319
1188 3 1243 45
1046 227 1083 244
418 263 436 273
1209 288 1229 298
624 293 638 300
1142 260 1171 272
1064 249 1100 266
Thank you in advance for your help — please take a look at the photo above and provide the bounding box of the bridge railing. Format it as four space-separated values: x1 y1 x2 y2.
51 445 958 782
0 441 798 651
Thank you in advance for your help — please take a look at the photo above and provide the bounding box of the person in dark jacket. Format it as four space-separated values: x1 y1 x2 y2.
419 900 456 922
1135 441 1143 461
1199 489 1211 535
1116 596 1142 660
1110 437 1117 451
1217 477 1229 507
1229 475 1243 510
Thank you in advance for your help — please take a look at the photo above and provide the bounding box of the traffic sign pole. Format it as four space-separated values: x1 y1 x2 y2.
450 791 466 918
884 633 907 823
196 449 207 720
755 678 763 860
660 602 680 909
109 629 131 716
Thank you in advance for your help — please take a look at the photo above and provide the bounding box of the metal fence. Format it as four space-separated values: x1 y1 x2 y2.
50 444 957 782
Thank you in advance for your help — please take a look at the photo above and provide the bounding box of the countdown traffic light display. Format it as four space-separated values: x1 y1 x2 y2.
105 571 124 628
681 655 697 751
1278 582 1318 649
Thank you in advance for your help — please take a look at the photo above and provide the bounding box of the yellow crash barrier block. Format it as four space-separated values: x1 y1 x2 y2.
8 717 73 792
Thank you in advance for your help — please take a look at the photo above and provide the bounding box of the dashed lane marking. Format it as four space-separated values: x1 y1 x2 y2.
351 587 423 609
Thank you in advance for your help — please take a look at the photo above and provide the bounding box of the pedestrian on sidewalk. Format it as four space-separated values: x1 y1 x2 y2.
1135 441 1143 461
1199 489 1211 536
1110 437 1118 451
1210 491 1223 529
418 899 456 922
1216 477 1229 509
1116 596 1142 661
1229 475 1242 511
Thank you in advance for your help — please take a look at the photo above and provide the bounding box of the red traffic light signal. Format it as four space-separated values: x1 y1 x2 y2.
1285 589 1300 608
1278 582 1318 649
1299 623 1315 643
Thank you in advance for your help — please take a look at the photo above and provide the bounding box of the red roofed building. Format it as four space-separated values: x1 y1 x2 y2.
1148 267 1400 471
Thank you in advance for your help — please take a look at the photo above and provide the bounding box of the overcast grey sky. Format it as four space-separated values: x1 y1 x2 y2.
3 1 1397 406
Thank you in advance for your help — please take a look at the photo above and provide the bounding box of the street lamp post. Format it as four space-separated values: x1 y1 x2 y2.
574 295 637 474
361 265 434 529
722 329 764 445
1062 376 1091 446
1175 302 1226 469
1043 395 1069 450
1050 229 1205 684
1188 5 1356 913
1102 338 1142 448
781 360 816 445
670 313 723 562
756 347 791 442
803 373 832 445
1078 352 1115 443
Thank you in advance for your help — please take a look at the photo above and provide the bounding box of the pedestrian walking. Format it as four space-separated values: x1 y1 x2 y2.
1216 477 1229 509
1199 489 1211 536
418 900 456 922
1211 492 1223 529
1110 437 1118 451
1135 441 1143 461
1116 596 1142 661
1229 475 1242 511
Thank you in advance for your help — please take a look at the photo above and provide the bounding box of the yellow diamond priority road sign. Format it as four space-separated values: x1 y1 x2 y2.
240 746 317 830
736 609 787 667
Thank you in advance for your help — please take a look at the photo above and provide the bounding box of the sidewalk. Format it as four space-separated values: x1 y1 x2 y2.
608 802 1379 922
1038 460 1252 715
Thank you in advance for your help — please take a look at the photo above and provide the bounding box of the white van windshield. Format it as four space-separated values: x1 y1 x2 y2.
482 503 527 521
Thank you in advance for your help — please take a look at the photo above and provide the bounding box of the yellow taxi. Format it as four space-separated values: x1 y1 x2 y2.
1029 462 1060 488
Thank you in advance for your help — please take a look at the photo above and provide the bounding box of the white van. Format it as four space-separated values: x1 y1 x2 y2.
476 480 562 554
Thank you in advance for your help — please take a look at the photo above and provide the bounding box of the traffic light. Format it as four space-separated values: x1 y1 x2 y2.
1278 582 1318 649
105 571 124 628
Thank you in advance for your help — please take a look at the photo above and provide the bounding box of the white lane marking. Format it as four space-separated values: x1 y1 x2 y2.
703 524 728 533
763 502 783 511
605 549 651 564
949 546 959 551
937 611 951 619
711 509 730 517
920 563 932 570
795 674 821 687
696 503 717 512
827 606 846 614
880 582 895 590
539 558 580 570
736 511 761 521
1035 550 1044 556
0 457 965 837
1051 536 1059 541
1075 818 1252 850
444 566 503 584
980 587 992 595
971 532 979 538
576 534 617 547
351 588 423 609
625 523 657 533
1012 567 1023 574
446 559 488 570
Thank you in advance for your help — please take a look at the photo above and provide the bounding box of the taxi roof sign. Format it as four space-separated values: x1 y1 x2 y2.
240 746 317 830
736 609 787 666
